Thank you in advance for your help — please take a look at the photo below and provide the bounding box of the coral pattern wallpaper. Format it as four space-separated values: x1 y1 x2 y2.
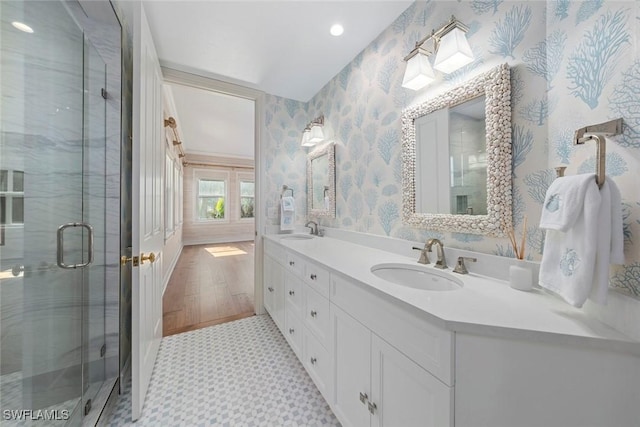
263 1 640 297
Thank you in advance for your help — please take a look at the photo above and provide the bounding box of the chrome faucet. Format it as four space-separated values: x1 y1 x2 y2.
305 220 321 236
426 238 447 269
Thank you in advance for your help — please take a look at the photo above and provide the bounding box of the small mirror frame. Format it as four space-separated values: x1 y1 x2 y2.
307 141 336 218
401 63 512 236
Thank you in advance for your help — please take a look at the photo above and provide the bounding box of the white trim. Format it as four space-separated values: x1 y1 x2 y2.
162 243 184 296
185 149 254 161
184 236 255 246
194 168 230 223
161 67 265 316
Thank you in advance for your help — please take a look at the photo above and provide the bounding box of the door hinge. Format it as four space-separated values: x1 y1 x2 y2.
100 344 106 358
101 88 107 99
84 399 92 415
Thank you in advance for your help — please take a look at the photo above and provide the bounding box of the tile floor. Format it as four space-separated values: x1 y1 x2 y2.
106 315 340 426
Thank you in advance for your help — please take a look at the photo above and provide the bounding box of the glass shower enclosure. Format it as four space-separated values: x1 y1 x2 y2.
1 1 117 424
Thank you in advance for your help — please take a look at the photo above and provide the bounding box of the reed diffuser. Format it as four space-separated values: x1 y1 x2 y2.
508 216 533 291
508 216 527 260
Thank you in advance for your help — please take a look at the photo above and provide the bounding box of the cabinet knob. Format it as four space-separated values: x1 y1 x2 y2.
368 401 377 414
289 290 295 296
289 261 295 266
310 357 317 365
310 274 317 280
310 310 317 317
268 287 274 292
289 328 294 334
359 392 368 404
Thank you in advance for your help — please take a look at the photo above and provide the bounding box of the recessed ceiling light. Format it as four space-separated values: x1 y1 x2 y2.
12 21 34 33
330 24 344 37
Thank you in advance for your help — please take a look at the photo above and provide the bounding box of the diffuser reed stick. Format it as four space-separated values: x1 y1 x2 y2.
508 216 527 260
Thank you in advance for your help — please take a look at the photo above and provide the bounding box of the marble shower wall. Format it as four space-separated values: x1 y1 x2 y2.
263 0 640 298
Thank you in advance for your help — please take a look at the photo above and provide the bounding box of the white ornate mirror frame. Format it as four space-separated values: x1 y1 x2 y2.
401 63 512 236
307 141 336 218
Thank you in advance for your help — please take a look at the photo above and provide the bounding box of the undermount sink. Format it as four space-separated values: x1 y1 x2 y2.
370 263 463 291
280 234 315 240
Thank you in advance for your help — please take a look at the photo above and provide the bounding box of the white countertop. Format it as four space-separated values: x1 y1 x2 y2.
265 234 640 354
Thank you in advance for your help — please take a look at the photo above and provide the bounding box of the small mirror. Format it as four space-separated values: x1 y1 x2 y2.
402 63 512 236
307 142 335 218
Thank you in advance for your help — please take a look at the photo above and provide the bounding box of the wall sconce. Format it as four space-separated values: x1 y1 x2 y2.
301 114 325 147
402 15 473 91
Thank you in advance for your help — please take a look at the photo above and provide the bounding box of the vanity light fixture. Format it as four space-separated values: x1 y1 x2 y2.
301 125 313 147
300 114 325 147
401 15 473 91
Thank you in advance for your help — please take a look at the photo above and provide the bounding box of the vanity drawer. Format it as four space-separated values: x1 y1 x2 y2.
285 310 302 360
303 260 330 298
331 274 454 386
284 274 303 318
264 239 286 264
303 325 332 401
286 252 304 277
303 285 331 348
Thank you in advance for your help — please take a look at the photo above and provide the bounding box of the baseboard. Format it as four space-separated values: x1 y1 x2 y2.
162 243 183 296
184 236 254 246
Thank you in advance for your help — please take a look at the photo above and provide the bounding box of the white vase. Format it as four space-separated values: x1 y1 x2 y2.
509 261 533 291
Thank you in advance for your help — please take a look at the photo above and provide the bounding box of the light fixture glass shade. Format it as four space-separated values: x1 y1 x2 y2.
301 129 314 147
433 27 473 74
401 51 435 91
308 124 325 144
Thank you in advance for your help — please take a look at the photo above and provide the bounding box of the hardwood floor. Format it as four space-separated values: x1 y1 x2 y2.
162 241 255 337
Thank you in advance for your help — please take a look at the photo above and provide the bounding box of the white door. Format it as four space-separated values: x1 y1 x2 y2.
331 305 371 427
131 3 164 421
370 334 453 427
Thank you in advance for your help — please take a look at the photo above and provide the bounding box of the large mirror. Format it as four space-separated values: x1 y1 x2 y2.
307 141 336 218
402 63 512 236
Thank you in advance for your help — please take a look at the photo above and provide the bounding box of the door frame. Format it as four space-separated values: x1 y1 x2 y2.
161 67 266 315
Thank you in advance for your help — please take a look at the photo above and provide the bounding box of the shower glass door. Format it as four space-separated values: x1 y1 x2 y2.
0 1 107 424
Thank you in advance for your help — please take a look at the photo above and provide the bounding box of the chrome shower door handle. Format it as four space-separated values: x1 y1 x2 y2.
57 222 94 269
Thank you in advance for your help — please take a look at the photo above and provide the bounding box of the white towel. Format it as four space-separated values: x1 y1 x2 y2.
539 174 600 307
539 174 624 308
280 196 295 231
589 179 624 304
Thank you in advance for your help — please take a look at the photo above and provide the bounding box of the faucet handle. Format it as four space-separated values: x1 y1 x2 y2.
412 246 430 265
453 257 477 274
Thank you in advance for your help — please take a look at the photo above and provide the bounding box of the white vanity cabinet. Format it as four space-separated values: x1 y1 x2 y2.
264 239 333 400
263 236 640 427
331 282 453 427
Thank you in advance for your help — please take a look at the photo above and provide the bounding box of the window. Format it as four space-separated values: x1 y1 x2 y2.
239 180 255 219
198 179 226 220
0 170 24 225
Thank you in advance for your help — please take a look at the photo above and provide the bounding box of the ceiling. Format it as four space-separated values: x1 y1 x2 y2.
166 83 255 159
144 1 412 159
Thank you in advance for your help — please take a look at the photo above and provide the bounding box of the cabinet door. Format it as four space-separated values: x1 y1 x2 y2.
263 255 275 315
331 304 371 427
272 263 285 332
370 334 453 427
264 255 284 331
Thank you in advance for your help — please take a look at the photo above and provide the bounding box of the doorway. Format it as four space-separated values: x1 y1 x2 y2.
161 68 265 335
0 0 120 424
